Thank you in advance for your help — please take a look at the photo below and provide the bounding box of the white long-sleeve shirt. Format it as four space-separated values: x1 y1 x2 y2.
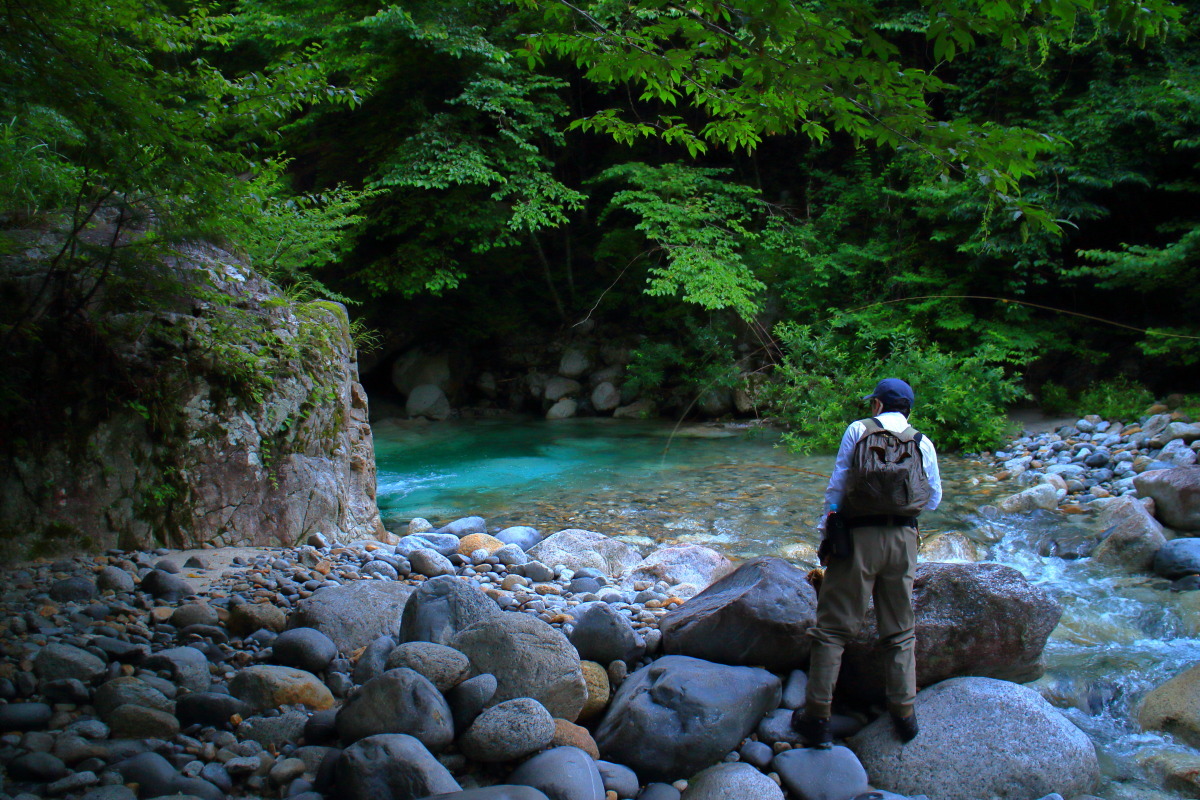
823 411 942 521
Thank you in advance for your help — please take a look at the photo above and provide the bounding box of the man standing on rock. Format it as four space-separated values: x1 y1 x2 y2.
795 378 942 748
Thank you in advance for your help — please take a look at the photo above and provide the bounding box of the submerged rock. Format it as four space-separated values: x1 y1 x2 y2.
1139 662 1200 747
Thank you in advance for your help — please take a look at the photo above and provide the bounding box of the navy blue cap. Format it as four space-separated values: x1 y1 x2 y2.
863 378 915 407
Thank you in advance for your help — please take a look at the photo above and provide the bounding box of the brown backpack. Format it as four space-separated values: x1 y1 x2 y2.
842 417 932 517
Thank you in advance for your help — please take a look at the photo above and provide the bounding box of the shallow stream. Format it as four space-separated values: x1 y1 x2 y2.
374 418 1200 800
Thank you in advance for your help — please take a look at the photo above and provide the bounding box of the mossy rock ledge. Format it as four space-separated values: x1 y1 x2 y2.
0 241 384 556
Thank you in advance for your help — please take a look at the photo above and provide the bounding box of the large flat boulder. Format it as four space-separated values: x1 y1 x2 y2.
449 612 586 721
527 530 643 577
850 677 1098 800
660 557 818 670
1136 466 1200 531
593 655 781 783
838 562 1061 702
621 544 734 590
287 581 416 654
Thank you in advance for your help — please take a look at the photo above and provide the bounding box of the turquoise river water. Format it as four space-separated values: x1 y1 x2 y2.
373 418 1200 800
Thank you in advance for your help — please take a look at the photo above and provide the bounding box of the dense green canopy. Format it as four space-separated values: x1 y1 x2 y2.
2 0 1198 448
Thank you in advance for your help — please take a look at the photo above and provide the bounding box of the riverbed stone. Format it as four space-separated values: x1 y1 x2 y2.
175 692 254 727
458 533 505 556
546 398 578 420
1138 662 1200 747
497 527 543 551
849 677 1099 800
228 600 287 637
622 544 734 590
592 382 621 412
170 602 218 629
771 746 869 800
569 602 645 667
271 627 338 673
94 677 174 719
545 377 582 402
335 734 461 800
408 384 451 421
838 562 1061 702
1135 466 1200 531
594 655 781 783
450 611 586 721
683 762 785 800
50 575 97 602
385 642 471 691
458 698 555 762
508 746 605 800
578 661 610 722
34 642 106 683
409 548 454 577
1092 495 1168 570
447 673 498 733
997 483 1065 514
1156 539 1200 583
139 568 196 601
97 565 136 593
527 529 643 577
400 574 500 645
352 635 397 685
106 704 180 739
288 581 416 652
0 702 52 731
229 665 334 712
336 668 454 749
440 516 487 536
660 556 818 670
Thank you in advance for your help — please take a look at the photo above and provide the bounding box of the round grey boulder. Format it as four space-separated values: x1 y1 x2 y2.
335 734 460 800
288 581 416 653
34 643 106 684
449 611 586 721
849 676 1099 800
97 566 136 593
336 668 454 750
410 548 456 578
508 746 604 800
1136 466 1200 531
385 642 471 691
407 384 451 421
497 527 543 552
594 655 782 783
400 575 499 646
1154 537 1200 579
271 627 338 674
569 602 645 666
771 746 869 800
458 698 555 763
660 556 817 670
682 762 785 800
50 576 97 603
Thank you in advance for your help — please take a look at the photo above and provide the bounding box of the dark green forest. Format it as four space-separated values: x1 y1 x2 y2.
2 0 1198 451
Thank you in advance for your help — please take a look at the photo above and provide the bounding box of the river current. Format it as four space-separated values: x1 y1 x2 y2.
373 418 1200 800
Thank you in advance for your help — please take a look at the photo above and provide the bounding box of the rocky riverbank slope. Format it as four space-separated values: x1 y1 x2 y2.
0 517 1098 800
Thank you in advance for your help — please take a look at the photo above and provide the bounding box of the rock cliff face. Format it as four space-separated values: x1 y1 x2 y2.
0 241 384 555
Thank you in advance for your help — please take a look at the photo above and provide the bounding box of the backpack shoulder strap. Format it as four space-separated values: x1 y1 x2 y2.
861 417 884 434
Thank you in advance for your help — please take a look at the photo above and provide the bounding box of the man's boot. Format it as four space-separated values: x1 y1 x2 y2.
792 709 832 749
891 711 919 742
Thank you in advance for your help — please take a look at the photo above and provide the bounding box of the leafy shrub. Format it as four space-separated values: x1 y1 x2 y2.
1077 377 1156 422
766 322 1027 453
1038 382 1074 416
